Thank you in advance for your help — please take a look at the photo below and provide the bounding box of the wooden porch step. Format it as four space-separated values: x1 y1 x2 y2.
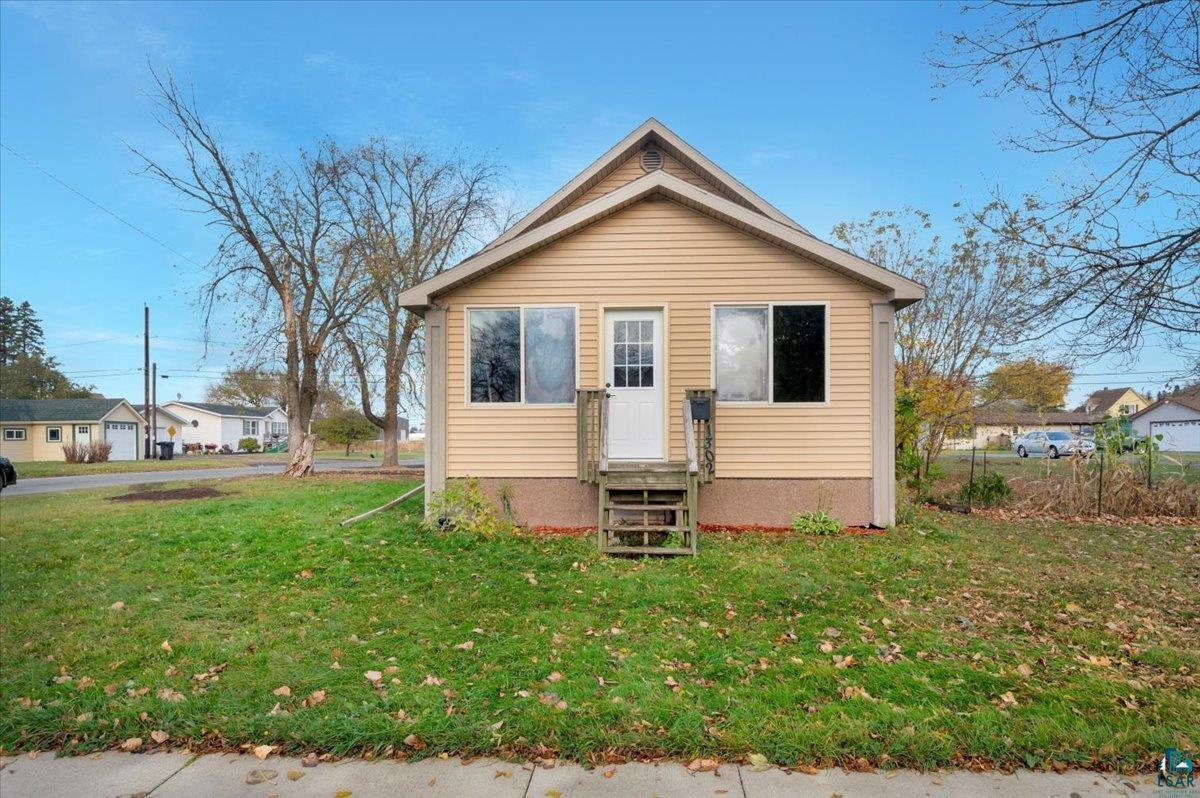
605 503 686 511
604 524 690 533
601 545 696 556
605 482 687 492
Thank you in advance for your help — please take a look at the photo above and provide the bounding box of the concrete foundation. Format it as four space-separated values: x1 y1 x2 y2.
471 476 872 528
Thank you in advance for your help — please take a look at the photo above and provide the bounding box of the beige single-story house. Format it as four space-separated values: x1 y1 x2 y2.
397 119 924 551
949 400 1098 449
1073 387 1148 417
0 398 145 461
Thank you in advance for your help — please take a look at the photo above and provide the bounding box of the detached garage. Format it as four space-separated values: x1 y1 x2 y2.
1129 394 1200 453
0 398 146 462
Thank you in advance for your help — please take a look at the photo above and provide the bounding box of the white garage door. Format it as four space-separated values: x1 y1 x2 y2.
1154 419 1200 452
105 422 138 461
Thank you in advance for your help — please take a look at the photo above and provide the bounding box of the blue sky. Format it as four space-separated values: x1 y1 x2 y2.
0 0 1187 410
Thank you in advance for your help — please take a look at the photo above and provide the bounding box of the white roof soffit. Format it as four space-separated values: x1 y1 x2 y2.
396 170 924 311
486 118 812 253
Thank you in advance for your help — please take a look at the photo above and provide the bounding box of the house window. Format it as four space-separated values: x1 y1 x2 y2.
3 427 27 441
469 306 576 404
46 426 62 442
713 303 827 403
1120 403 1137 415
242 420 258 436
76 425 90 435
270 421 287 437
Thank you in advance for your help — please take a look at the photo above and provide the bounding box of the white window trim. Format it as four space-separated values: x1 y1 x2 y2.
4 427 27 441
45 426 62 442
710 301 831 407
463 303 581 408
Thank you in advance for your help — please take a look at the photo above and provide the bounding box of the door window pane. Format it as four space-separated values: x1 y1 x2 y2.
714 306 768 401
524 307 575 404
470 309 521 402
773 305 825 402
612 319 653 388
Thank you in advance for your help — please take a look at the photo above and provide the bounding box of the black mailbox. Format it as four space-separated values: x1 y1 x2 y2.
689 395 711 422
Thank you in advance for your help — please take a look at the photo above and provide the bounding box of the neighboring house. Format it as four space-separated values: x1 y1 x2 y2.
396 118 924 543
950 399 1097 449
409 427 425 442
133 404 191 446
1074 386 1149 417
0 398 145 461
160 401 288 450
1129 393 1200 452
375 417 410 443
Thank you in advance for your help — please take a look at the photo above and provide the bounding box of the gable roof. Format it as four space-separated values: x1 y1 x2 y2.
971 399 1097 427
397 169 924 311
163 401 280 419
1128 392 1200 421
485 118 810 254
1072 387 1146 413
0 398 142 423
133 404 189 424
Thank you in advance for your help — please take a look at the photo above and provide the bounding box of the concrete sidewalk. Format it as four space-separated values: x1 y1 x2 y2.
0 752 1154 797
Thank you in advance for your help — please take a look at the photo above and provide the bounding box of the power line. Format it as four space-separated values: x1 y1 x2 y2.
0 142 206 269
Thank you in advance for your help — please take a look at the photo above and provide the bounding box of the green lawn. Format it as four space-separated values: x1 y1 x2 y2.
1 477 1196 771
10 447 423 478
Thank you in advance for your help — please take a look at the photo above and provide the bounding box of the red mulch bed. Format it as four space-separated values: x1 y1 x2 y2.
525 524 883 537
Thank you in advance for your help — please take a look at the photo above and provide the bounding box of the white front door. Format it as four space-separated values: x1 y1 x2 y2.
75 425 91 446
604 309 664 460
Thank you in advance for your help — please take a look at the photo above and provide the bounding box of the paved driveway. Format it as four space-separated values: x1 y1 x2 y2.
0 460 423 497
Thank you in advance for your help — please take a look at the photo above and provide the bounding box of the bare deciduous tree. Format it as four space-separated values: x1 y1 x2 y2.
935 0 1200 364
332 140 505 467
132 70 369 476
833 208 1041 467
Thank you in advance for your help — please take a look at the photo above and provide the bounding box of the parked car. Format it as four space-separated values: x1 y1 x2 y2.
1013 430 1096 459
0 456 16 491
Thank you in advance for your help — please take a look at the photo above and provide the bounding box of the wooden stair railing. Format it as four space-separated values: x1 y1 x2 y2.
575 388 607 484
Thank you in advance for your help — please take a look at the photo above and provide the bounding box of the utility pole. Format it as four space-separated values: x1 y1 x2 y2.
143 305 151 459
151 362 158 458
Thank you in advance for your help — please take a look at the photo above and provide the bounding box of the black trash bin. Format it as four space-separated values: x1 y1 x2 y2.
156 441 175 460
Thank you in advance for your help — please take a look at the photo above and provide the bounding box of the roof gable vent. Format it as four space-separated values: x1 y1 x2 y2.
640 146 664 172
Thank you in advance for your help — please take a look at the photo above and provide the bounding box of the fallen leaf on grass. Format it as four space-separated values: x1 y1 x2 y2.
454 640 474 651
110 602 125 611
747 753 770 771
1016 663 1033 677
272 685 291 697
303 690 327 707
819 641 834 653
404 733 426 750
364 670 383 686
421 675 444 686
687 758 719 772
150 730 169 744
160 640 172 653
156 688 184 703
546 671 563 682
245 769 278 785
120 737 142 751
997 691 1019 708
253 744 276 760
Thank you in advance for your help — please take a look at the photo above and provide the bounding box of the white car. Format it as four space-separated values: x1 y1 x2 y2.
1013 430 1096 459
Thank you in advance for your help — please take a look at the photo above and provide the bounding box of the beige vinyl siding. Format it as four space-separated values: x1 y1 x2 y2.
443 198 880 479
0 422 102 462
562 153 728 214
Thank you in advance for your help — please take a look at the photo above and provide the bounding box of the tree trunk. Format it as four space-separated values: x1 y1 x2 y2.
381 411 398 468
283 432 315 477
